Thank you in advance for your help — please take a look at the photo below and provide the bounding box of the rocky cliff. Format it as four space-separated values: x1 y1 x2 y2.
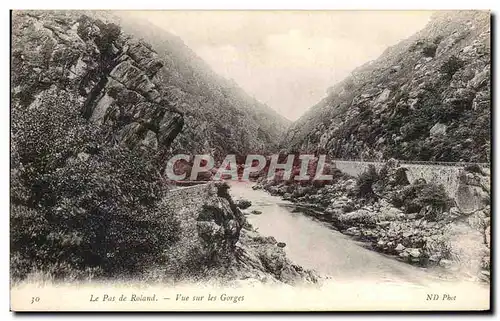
283 11 490 163
12 11 184 167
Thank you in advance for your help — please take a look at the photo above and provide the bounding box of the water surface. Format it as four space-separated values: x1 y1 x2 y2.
229 181 469 287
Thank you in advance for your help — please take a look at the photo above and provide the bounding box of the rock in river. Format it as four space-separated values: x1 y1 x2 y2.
236 199 252 210
408 248 421 258
395 243 406 252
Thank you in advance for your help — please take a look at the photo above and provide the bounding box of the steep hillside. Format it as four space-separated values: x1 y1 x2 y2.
110 12 290 159
283 11 490 163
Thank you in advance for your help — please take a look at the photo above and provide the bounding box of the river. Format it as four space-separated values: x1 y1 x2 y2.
228 181 487 288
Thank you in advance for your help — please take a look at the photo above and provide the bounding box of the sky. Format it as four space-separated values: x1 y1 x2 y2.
125 11 433 121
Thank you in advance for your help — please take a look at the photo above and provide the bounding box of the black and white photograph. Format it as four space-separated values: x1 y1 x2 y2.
9 8 491 311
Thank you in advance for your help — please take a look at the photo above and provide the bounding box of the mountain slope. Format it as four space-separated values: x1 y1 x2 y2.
109 12 290 159
283 11 490 163
12 10 289 170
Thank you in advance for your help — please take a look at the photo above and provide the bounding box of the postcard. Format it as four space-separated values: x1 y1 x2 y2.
10 9 491 311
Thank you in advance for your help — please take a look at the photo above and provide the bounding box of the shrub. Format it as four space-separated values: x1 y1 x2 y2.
11 88 180 280
440 56 465 80
356 165 379 199
392 181 453 220
422 43 438 57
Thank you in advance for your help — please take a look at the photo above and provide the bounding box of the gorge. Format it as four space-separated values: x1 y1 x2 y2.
10 9 490 290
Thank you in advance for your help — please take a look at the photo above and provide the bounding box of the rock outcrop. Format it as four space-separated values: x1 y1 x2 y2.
12 11 184 160
455 166 490 213
283 11 490 163
232 229 319 285
10 10 297 284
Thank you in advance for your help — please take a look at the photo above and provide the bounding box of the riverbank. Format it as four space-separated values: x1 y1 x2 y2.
254 160 490 283
162 182 320 286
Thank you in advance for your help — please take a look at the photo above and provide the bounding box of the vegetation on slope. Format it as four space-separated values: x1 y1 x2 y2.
284 11 490 163
11 87 180 280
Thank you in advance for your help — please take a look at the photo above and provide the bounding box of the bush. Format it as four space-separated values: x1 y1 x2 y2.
11 88 180 280
422 44 438 57
392 181 453 220
356 165 379 199
440 56 465 80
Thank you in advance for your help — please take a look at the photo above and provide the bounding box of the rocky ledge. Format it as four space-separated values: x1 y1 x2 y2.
229 228 320 286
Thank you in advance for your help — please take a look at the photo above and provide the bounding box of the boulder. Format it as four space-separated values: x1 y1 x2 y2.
236 199 252 210
379 206 403 221
233 230 318 285
77 152 90 162
337 209 377 228
344 227 361 237
395 243 406 252
467 210 487 231
142 130 158 150
429 123 447 136
429 253 442 263
399 251 410 259
375 88 391 104
391 65 401 73
455 170 490 213
126 39 164 77
485 226 490 248
408 248 421 258
157 110 184 147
